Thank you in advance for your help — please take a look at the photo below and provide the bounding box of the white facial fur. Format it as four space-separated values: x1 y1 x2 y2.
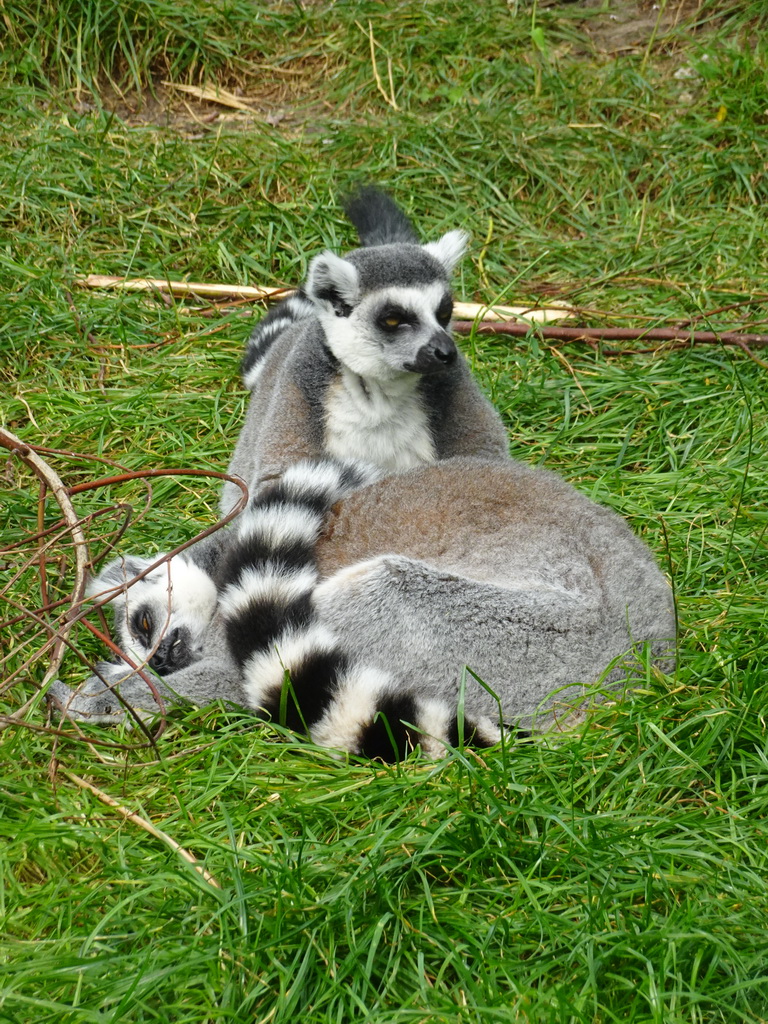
317 280 455 380
305 250 360 308
305 229 468 382
88 554 218 666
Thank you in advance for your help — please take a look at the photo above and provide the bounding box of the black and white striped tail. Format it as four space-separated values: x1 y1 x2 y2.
218 458 503 760
241 290 316 391
218 458 376 731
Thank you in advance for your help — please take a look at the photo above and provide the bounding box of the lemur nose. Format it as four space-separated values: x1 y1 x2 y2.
149 627 182 674
403 333 458 374
430 332 457 366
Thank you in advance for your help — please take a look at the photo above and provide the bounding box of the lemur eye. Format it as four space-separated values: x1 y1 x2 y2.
383 315 401 329
436 297 453 327
131 608 153 640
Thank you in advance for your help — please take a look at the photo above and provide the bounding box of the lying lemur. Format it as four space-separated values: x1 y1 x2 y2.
50 188 676 758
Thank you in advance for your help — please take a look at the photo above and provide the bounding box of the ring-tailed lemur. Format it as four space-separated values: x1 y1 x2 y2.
50 454 675 758
219 185 509 515
81 543 221 677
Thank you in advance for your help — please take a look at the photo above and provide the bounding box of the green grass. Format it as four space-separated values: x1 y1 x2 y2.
2 1 768 1020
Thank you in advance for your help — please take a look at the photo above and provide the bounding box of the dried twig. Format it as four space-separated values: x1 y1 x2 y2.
76 274 293 303
73 272 768 350
0 428 90 691
75 274 574 323
452 301 572 324
1 437 249 750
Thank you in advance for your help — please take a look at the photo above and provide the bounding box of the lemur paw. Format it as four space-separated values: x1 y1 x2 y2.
47 661 164 725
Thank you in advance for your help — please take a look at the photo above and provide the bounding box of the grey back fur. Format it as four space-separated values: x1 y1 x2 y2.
222 315 508 514
311 456 675 733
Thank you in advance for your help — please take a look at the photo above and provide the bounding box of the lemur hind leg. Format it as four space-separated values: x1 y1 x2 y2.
312 554 664 731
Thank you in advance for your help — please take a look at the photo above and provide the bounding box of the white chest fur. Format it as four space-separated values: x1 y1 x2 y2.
324 370 436 472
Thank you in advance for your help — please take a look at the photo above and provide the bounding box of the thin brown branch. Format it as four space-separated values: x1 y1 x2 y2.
0 593 150 742
0 590 161 746
0 428 90 688
680 297 768 328
75 273 768 347
37 481 50 612
452 321 768 351
67 466 249 495
2 438 249 750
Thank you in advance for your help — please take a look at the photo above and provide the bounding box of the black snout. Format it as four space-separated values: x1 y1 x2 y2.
404 332 457 374
149 626 192 674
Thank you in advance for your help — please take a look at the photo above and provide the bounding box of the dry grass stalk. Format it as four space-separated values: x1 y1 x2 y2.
63 769 222 889
161 80 259 113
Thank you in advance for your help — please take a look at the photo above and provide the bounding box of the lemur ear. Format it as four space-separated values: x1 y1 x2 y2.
306 251 360 315
423 229 469 275
87 555 154 598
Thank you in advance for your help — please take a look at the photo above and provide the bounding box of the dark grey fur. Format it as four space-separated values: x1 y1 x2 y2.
343 185 420 246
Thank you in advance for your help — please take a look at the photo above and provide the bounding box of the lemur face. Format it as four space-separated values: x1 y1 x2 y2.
305 231 468 382
87 554 218 675
333 281 457 380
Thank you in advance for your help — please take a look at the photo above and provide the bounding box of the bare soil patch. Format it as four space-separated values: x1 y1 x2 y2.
78 1 709 129
78 54 334 134
574 0 703 53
